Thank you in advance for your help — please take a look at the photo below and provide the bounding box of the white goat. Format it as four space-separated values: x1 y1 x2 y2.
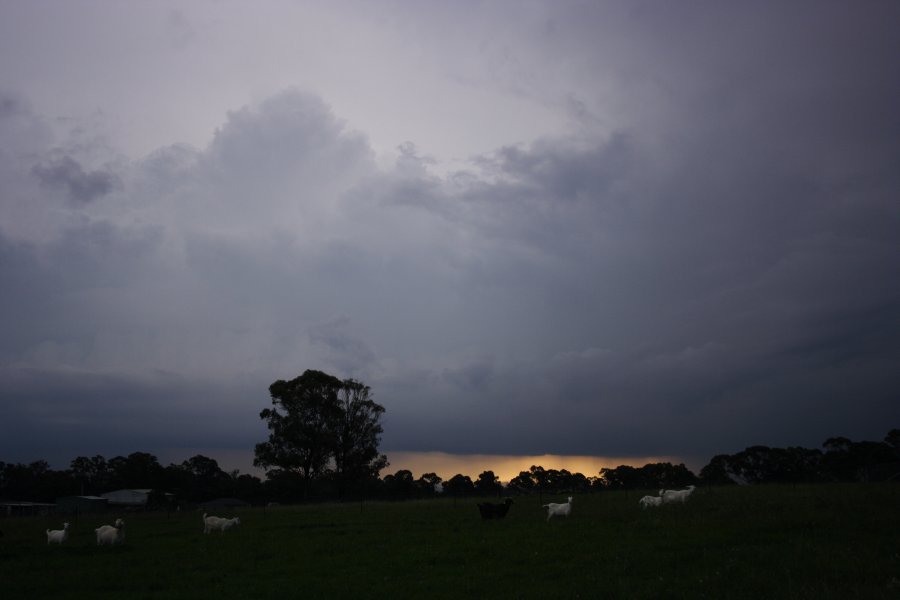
660 485 696 504
46 522 70 545
542 496 573 521
639 495 663 509
95 518 125 546
203 513 241 534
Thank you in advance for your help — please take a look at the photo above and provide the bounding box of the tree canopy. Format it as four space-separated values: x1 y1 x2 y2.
254 369 388 498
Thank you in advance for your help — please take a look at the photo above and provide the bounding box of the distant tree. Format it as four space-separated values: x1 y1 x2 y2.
174 455 230 501
772 447 824 483
332 379 389 497
640 462 698 489
819 436 897 481
545 469 568 492
415 472 442 497
232 472 265 503
69 455 109 495
529 465 549 490
474 470 502 497
599 465 640 489
107 452 165 490
826 439 896 482
598 463 698 490
701 446 823 485
727 446 785 484
823 436 852 454
568 471 592 492
885 429 900 459
442 474 475 497
382 469 415 499
588 475 605 490
507 470 536 494
180 455 226 480
0 460 73 502
700 454 738 485
261 468 306 502
546 469 591 492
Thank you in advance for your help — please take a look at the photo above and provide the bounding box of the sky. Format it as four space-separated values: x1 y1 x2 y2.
1 1 898 480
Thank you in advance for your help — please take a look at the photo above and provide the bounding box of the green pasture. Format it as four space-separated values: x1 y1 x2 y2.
1 484 899 599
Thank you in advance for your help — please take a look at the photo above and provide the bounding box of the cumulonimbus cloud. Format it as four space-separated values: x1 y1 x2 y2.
1 1 898 467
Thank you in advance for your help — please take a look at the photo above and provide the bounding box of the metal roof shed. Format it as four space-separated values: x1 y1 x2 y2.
56 495 109 515
101 489 152 507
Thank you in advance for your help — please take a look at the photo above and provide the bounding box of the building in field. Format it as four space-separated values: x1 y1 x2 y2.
101 489 152 507
56 495 109 515
0 501 56 517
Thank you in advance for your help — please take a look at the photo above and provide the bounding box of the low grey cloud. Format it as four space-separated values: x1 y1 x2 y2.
32 156 119 205
165 10 196 51
307 316 378 379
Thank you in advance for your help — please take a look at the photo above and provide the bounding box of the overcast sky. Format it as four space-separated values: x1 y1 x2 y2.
1 1 898 476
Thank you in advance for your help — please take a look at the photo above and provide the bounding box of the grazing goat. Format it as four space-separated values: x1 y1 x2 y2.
46 522 70 545
203 513 241 534
639 495 663 509
660 485 696 504
95 518 125 546
543 496 573 521
477 498 514 520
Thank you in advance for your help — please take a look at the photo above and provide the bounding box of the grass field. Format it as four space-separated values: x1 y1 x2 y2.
2 484 899 599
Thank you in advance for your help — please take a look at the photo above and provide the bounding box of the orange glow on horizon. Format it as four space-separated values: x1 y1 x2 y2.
383 451 686 483
159 448 695 484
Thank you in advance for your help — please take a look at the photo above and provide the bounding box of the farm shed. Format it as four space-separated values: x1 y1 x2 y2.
101 489 152 507
56 495 109 515
0 501 56 517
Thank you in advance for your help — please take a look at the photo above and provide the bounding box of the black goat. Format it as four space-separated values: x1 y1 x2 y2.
477 498 513 520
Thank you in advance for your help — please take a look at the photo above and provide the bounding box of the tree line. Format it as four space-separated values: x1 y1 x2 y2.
0 452 264 506
2 368 897 505
700 430 900 485
2 430 898 505
3 427 897 506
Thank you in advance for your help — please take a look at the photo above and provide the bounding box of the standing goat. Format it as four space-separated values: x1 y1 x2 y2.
95 518 125 546
660 485 696 504
639 495 663 509
543 496 573 521
46 522 70 545
203 513 241 534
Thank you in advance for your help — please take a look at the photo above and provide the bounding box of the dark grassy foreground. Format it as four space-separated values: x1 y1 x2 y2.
1 484 899 599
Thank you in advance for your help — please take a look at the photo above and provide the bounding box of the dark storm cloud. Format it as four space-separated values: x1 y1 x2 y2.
307 316 378 378
32 156 119 205
0 364 264 466
371 62 900 456
1 3 898 469
0 91 54 178
0 88 383 464
0 92 27 119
